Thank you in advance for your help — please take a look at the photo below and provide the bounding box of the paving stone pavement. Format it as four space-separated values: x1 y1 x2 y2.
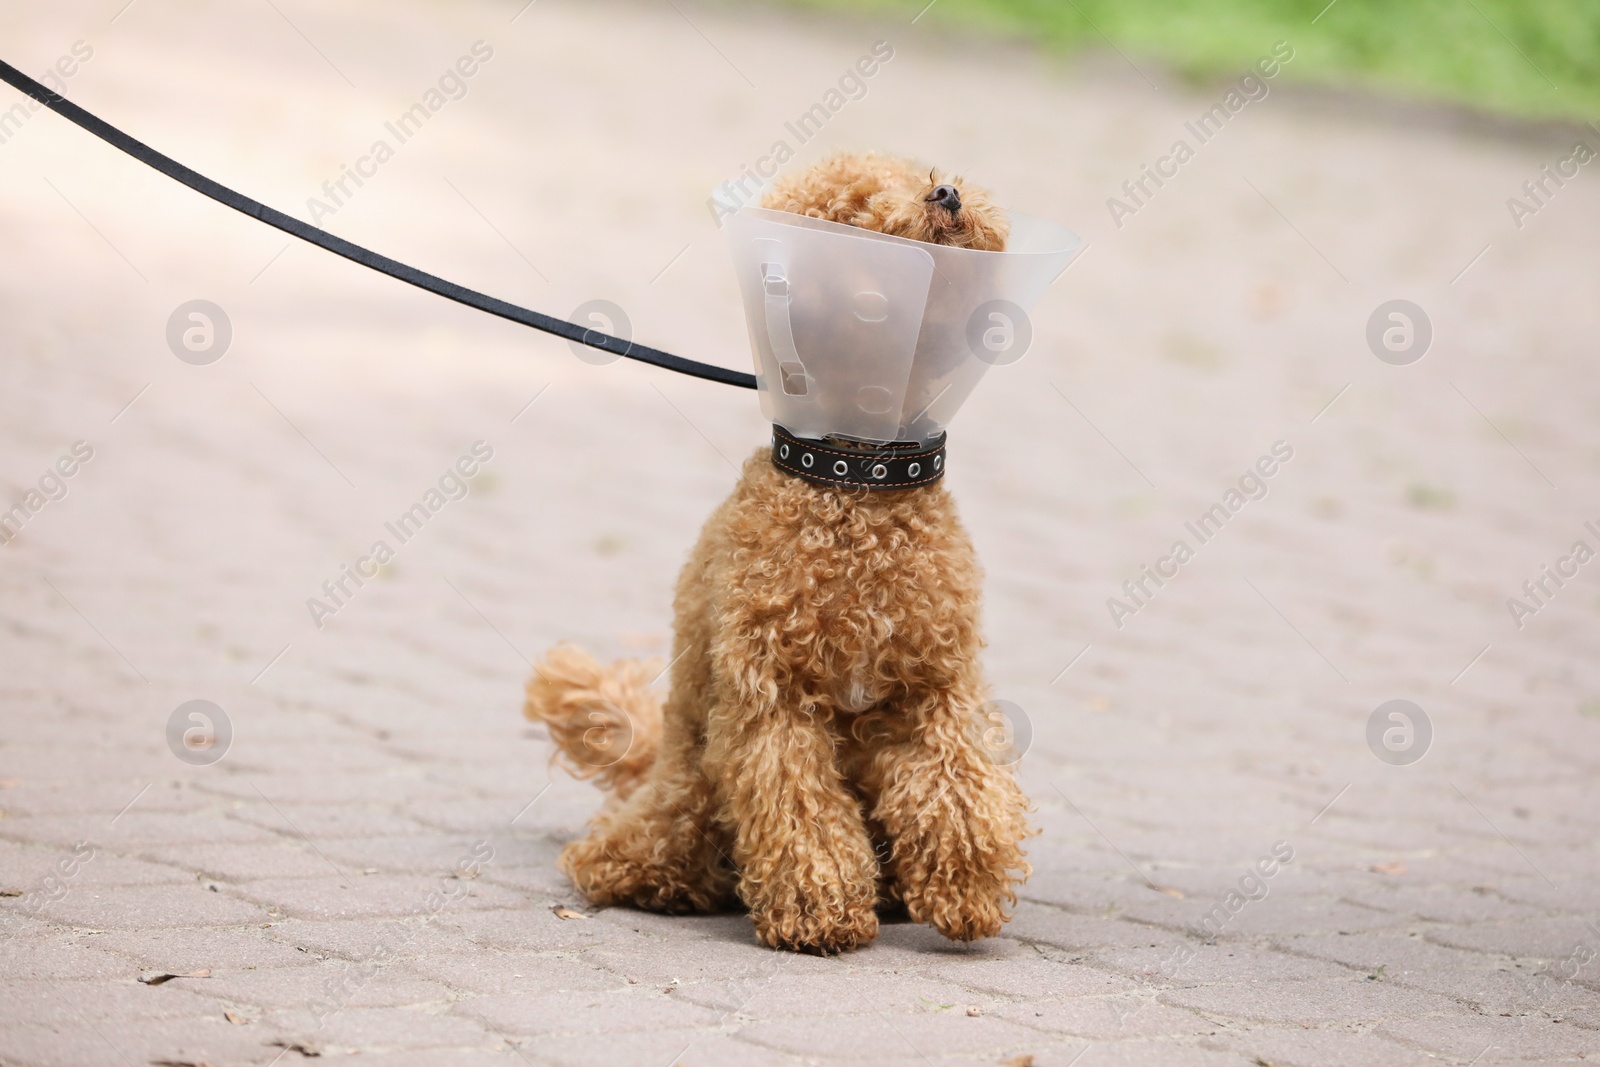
2 0 1599 1064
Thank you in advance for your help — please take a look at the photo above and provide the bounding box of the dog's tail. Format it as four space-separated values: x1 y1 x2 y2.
523 644 663 800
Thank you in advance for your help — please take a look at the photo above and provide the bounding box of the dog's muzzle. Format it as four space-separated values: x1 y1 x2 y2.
771 424 945 490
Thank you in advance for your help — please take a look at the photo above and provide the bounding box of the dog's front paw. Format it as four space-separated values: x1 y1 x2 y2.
752 898 879 955
895 845 1022 943
902 874 1008 942
877 742 1034 943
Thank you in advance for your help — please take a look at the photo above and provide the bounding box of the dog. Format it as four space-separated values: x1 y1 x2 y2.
524 153 1032 954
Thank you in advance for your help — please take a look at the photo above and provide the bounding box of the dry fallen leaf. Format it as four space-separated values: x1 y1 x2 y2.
551 905 588 920
1000 1055 1036 1067
0 888 23 898
1370 862 1407 876
268 1039 322 1057
1154 885 1186 898
138 969 212 985
223 1009 249 1025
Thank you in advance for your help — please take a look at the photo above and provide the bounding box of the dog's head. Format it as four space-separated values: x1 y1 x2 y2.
762 153 1009 251
869 168 1009 251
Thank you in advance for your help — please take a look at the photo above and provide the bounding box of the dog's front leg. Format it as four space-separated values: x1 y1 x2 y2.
871 685 1033 942
707 698 880 954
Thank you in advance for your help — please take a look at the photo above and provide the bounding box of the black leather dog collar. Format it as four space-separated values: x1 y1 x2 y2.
771 424 946 490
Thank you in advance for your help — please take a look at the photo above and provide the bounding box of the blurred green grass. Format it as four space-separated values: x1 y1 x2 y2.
771 0 1600 123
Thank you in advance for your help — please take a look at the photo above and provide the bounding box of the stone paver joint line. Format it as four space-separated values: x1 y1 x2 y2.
1052 781 1169 894
42 575 150 682
250 781 349 879
466 1007 542 1066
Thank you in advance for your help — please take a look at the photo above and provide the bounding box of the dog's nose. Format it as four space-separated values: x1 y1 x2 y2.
926 184 961 212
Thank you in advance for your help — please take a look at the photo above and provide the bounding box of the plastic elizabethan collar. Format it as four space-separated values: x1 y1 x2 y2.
723 206 1080 445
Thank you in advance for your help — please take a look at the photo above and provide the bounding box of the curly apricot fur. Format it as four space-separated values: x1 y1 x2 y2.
760 152 1010 251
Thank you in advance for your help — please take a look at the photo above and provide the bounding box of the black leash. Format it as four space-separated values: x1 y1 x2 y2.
0 58 756 390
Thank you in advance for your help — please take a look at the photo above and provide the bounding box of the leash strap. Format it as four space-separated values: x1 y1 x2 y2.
771 424 945 490
0 57 756 390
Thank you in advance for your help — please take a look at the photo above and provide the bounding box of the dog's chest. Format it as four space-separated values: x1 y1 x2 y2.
716 496 977 695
